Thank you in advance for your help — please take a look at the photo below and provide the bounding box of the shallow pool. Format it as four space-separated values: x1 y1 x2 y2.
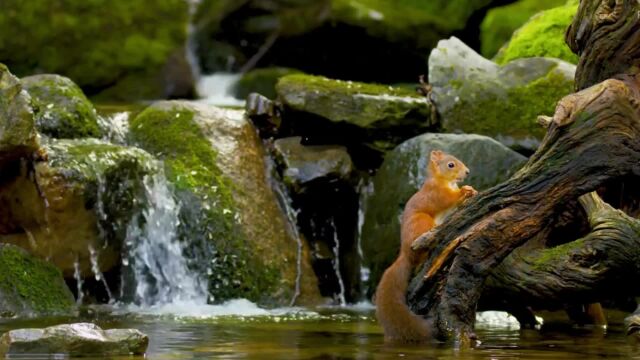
0 302 637 359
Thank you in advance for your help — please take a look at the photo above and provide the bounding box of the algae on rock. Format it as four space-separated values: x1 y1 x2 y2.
0 244 74 317
276 74 433 130
0 139 159 278
130 101 322 305
480 0 566 58
494 1 579 64
21 74 102 139
429 37 575 153
360 133 527 293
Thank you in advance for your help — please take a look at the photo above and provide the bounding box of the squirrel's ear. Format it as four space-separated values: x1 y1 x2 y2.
430 150 443 161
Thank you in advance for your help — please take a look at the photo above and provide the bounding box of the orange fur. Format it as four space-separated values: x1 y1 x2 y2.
375 150 477 342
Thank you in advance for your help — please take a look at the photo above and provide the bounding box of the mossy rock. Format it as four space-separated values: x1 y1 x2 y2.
0 1 193 101
21 74 102 139
0 139 159 278
276 74 432 130
361 133 527 293
494 1 579 64
480 0 566 58
0 244 74 317
129 101 322 305
233 67 303 100
331 0 495 48
429 37 575 153
0 64 38 164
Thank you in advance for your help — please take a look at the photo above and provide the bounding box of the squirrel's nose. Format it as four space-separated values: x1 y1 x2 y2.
465 169 470 175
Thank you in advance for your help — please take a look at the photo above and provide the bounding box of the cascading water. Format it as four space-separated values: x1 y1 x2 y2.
356 179 373 291
265 156 304 307
330 220 347 306
88 244 113 302
98 112 130 145
196 73 245 107
73 257 84 305
120 170 207 307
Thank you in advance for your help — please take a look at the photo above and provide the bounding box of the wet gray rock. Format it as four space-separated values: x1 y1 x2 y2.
0 323 148 356
429 37 575 153
361 133 527 291
0 64 38 164
273 136 353 190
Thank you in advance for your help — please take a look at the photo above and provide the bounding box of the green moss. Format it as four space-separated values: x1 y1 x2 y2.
278 74 418 98
21 75 102 139
530 239 585 271
233 67 302 100
129 104 279 303
0 1 188 99
0 244 74 315
276 74 431 131
331 0 493 47
480 0 566 58
444 67 573 144
495 2 579 64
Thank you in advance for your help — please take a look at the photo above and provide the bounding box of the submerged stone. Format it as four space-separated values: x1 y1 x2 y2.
494 1 579 64
0 323 148 356
0 244 74 317
0 64 38 164
21 74 102 139
273 136 353 190
129 101 322 305
361 133 527 291
0 139 159 278
429 37 575 153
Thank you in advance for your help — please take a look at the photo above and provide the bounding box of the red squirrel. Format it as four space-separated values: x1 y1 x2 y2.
375 150 477 342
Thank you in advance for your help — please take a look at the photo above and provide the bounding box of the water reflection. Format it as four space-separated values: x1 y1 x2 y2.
0 308 638 359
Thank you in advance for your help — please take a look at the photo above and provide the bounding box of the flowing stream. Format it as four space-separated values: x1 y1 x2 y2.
120 170 207 307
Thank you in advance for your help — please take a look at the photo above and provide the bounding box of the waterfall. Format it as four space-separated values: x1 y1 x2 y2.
330 220 347 306
356 179 373 289
120 170 207 307
197 73 245 107
73 257 84 305
266 156 304 307
88 244 113 302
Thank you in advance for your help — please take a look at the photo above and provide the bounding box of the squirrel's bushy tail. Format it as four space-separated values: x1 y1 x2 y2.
375 255 429 342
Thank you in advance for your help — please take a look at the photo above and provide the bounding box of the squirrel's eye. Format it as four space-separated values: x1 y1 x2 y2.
448 162 455 168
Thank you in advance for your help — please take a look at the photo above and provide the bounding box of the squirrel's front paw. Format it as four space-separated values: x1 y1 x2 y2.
461 185 478 198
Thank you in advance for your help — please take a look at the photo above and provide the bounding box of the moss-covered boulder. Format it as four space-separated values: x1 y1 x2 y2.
276 74 432 130
233 67 302 100
0 1 194 101
272 136 353 191
129 101 322 305
0 64 38 164
0 139 158 278
480 0 566 58
331 0 494 47
0 244 74 317
361 133 527 292
21 75 102 139
494 1 579 64
429 37 575 153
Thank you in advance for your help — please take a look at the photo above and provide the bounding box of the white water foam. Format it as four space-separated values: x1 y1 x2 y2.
196 73 245 107
121 170 207 307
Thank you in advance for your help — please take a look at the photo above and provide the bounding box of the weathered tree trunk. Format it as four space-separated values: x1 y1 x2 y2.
482 192 640 309
406 0 640 343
